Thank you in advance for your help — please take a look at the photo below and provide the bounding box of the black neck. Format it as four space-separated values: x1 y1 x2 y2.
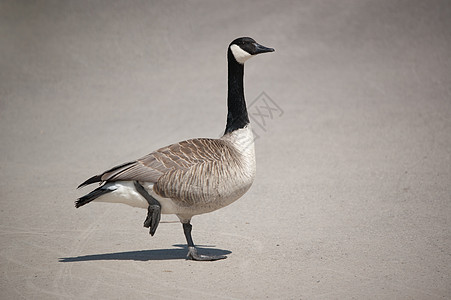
224 50 249 134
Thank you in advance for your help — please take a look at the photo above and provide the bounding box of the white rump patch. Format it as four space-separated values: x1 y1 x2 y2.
93 181 182 215
230 44 252 64
94 181 149 209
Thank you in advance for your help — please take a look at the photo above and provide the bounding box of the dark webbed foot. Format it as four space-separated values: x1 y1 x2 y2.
187 246 227 261
182 222 227 261
133 181 161 236
143 204 161 236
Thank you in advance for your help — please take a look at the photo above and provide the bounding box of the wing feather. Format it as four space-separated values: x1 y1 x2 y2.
93 138 232 184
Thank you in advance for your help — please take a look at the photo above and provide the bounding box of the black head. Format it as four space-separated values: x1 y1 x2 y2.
228 37 275 64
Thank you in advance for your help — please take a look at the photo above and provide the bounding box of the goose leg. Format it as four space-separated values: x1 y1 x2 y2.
133 181 161 236
182 222 227 261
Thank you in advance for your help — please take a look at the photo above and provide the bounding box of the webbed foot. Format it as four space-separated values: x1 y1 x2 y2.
182 222 227 261
143 204 161 236
133 181 161 236
186 246 227 261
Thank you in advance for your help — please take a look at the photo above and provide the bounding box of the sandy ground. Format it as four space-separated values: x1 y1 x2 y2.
1 1 450 299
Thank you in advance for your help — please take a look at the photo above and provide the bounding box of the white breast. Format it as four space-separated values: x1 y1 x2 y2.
218 125 256 202
221 125 256 174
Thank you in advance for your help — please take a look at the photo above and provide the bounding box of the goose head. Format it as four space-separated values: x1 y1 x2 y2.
228 37 275 64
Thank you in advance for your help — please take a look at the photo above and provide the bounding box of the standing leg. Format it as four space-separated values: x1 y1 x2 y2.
134 181 161 236
182 222 227 261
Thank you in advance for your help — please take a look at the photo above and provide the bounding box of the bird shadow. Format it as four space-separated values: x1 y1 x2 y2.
59 244 231 262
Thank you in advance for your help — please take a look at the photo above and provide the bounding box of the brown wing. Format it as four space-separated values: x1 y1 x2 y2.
99 138 229 184
153 140 244 205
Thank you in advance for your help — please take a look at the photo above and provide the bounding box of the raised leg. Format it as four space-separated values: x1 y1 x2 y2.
133 181 161 236
182 222 227 261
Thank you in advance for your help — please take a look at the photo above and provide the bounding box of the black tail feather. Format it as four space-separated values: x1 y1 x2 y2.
77 161 135 189
75 185 116 208
77 174 102 189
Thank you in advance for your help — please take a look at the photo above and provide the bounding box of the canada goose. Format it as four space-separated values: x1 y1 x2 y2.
76 37 274 261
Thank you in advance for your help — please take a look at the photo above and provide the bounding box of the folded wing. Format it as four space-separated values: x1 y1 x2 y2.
78 138 233 188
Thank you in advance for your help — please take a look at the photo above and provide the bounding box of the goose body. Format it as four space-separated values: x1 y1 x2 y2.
85 126 255 220
77 37 274 260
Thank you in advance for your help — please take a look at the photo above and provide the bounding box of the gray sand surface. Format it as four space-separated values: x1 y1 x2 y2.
1 1 450 299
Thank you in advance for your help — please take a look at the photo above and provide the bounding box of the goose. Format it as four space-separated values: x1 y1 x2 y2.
76 37 274 261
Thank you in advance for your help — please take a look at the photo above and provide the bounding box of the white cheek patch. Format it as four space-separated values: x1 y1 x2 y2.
230 44 252 64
